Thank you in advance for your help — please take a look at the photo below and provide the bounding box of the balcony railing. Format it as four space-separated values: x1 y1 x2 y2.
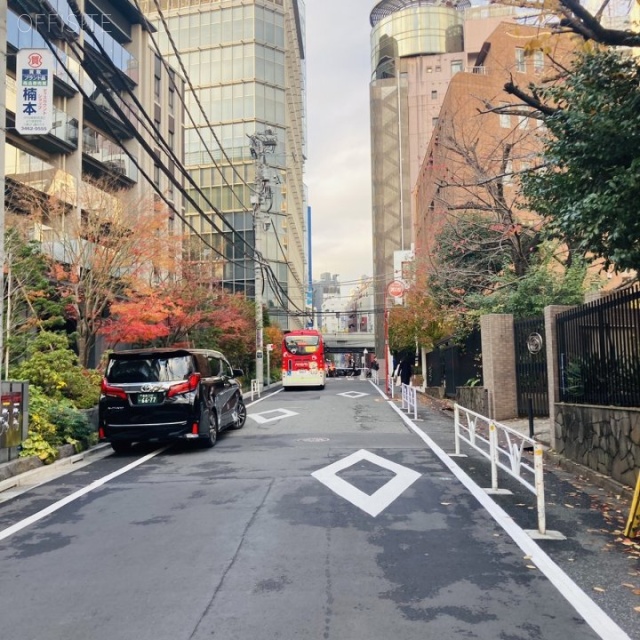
83 125 138 181
51 107 79 147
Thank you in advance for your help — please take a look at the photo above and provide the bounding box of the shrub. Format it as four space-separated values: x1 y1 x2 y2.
11 331 101 408
19 387 97 463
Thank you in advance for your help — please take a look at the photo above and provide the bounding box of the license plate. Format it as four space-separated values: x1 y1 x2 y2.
137 393 158 404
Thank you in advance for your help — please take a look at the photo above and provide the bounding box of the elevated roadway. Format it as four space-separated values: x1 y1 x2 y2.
323 331 375 354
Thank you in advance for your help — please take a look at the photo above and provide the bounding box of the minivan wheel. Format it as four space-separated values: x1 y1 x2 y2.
111 440 132 455
232 397 247 430
202 410 218 448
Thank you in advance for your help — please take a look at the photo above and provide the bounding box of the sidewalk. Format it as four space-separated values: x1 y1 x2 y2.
395 389 640 639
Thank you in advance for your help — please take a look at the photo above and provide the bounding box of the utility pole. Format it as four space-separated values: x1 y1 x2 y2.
248 129 277 390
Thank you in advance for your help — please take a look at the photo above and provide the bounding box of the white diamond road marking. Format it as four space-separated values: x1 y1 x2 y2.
249 408 299 424
338 391 369 398
312 449 421 517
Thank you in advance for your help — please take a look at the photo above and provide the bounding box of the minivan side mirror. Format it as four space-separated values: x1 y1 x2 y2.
232 368 244 378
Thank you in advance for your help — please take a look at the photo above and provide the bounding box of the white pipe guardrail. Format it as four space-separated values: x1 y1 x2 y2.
454 403 547 536
250 379 262 401
401 383 418 419
387 375 395 398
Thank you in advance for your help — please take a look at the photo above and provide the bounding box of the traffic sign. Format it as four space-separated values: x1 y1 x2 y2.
387 280 405 298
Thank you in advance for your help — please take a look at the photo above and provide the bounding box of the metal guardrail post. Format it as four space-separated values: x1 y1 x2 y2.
489 422 499 492
412 387 417 420
454 404 461 455
534 444 546 535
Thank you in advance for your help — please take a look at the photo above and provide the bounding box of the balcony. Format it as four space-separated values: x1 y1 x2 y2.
82 125 138 184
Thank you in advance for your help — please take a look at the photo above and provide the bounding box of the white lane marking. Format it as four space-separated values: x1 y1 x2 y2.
0 448 166 543
386 400 631 640
249 408 299 424
0 447 114 505
246 388 283 407
312 449 421 517
338 391 369 398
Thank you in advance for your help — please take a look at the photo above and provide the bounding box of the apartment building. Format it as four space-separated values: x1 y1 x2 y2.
3 0 184 365
413 22 576 266
141 0 307 328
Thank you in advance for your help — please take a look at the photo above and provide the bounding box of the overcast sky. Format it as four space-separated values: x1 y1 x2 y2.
305 1 374 287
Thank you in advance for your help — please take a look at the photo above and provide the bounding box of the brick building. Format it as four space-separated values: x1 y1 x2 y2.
413 22 576 271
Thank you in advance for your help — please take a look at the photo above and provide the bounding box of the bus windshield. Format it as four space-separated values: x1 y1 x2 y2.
284 335 320 355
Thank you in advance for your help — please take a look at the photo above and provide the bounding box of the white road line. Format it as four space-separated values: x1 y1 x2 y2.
0 448 165 543
386 399 631 640
312 449 421 517
246 388 283 407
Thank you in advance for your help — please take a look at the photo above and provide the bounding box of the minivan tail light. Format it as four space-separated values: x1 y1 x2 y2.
167 372 201 398
101 378 127 400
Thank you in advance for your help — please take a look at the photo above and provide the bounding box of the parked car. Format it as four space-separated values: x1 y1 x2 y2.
98 347 246 454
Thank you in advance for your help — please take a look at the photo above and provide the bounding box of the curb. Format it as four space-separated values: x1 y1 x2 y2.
0 443 111 494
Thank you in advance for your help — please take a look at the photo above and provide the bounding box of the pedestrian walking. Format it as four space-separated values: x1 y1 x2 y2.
398 354 413 386
370 355 380 384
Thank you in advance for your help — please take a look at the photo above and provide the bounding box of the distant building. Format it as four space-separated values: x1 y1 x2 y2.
140 0 308 328
413 22 580 275
368 0 520 357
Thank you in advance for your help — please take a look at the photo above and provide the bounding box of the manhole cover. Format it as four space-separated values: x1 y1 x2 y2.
297 437 330 443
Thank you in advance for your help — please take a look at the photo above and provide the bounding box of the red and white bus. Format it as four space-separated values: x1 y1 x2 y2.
282 329 326 390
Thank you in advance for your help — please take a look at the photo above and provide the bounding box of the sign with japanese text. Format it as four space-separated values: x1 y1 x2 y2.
15 49 54 135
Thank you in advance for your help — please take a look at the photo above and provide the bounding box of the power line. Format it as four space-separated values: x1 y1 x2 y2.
15 0 308 314
10 0 237 267
140 0 308 298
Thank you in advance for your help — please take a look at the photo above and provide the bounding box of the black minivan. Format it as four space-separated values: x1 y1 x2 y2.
99 348 246 453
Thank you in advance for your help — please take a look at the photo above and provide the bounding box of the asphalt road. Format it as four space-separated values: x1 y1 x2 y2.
0 380 631 639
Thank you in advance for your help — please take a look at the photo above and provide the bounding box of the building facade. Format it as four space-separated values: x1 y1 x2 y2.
368 0 519 358
141 0 307 329
413 22 579 269
4 0 183 366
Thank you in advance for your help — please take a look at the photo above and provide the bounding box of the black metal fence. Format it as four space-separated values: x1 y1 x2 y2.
426 330 482 398
513 316 549 417
557 285 640 407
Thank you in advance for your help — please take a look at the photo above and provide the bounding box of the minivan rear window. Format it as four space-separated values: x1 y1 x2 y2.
106 355 194 383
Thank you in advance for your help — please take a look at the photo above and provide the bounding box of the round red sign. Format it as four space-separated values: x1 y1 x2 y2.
387 280 405 298
28 53 43 68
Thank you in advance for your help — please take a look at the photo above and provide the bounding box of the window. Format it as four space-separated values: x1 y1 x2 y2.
499 103 511 128
432 117 439 127
533 51 544 73
168 70 176 111
154 55 161 99
431 90 438 100
153 163 160 186
451 60 463 74
517 115 529 130
435 65 441 72
515 48 526 73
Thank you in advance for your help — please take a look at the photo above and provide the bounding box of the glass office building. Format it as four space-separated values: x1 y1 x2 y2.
142 0 307 326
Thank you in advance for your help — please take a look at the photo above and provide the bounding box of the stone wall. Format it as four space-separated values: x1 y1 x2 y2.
456 387 488 416
555 403 640 487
